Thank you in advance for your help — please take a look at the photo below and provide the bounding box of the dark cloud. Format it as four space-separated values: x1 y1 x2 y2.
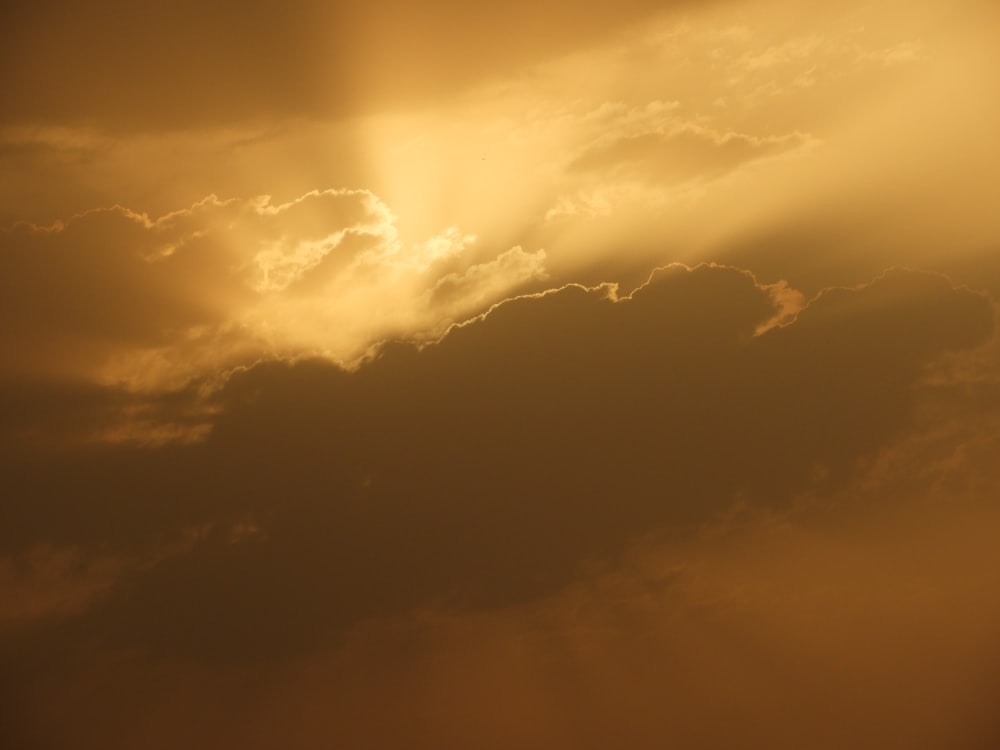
0 0 709 131
0 264 992 673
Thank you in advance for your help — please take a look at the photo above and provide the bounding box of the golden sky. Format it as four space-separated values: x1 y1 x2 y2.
2 1 1000 747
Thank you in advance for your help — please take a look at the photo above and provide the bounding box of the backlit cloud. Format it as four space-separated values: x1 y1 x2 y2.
0 189 547 388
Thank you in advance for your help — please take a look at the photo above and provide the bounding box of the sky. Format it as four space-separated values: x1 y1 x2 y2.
2 0 999 747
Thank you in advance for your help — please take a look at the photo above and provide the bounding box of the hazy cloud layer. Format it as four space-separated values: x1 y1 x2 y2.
6 0 993 300
0 0 709 131
568 126 811 183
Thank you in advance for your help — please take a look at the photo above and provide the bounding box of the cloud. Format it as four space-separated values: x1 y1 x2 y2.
2 264 998 749
568 125 814 183
0 545 124 628
4 1 1000 745
545 122 815 221
0 0 969 286
0 264 992 670
0 0 715 132
0 190 547 389
429 246 549 310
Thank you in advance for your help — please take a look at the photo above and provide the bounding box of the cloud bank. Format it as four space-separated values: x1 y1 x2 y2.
1 258 997 748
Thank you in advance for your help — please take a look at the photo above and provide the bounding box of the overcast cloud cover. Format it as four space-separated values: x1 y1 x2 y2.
2 0 1000 747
